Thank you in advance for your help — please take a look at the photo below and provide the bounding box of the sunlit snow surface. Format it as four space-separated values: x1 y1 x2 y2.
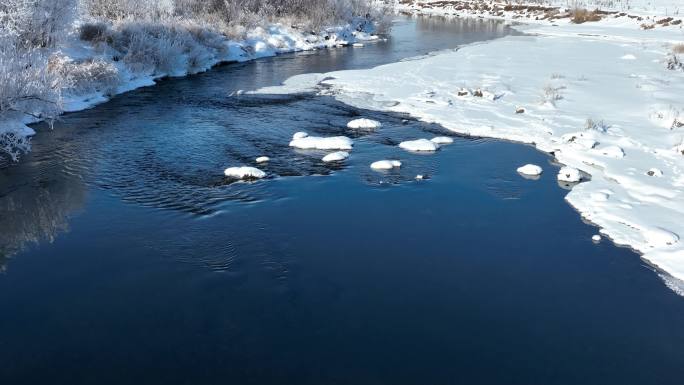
322 151 350 162
370 160 402 170
256 21 684 283
289 135 354 150
224 167 267 179
517 164 543 176
399 138 440 152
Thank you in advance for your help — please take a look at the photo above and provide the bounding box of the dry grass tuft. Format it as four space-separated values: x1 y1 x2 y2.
673 44 684 54
571 8 602 24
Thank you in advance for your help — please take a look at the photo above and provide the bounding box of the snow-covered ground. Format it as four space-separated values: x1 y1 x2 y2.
397 0 683 29
257 2 684 289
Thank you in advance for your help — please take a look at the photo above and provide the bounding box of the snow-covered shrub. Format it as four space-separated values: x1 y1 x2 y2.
109 22 187 76
667 53 683 71
49 56 120 96
0 47 63 160
0 48 62 123
82 0 175 21
173 0 391 32
184 23 229 57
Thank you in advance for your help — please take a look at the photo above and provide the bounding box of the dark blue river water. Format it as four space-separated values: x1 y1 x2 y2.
1 17 684 385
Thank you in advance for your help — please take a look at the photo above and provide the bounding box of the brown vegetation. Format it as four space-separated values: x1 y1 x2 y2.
571 8 602 24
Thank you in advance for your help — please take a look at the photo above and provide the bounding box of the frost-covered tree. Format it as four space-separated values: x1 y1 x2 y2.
0 0 77 48
0 0 75 160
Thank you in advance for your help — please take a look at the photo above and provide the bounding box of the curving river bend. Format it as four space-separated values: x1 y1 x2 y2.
1 17 684 385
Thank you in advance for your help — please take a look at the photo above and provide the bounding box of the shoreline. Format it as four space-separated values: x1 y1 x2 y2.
1 20 381 162
257 4 684 292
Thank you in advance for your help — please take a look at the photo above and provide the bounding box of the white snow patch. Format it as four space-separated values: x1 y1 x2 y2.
592 234 602 242
621 54 637 60
431 136 454 145
322 151 350 162
399 139 439 152
290 136 353 150
370 160 402 170
224 166 266 179
517 164 543 176
347 118 382 129
256 156 270 163
292 132 309 140
557 167 583 183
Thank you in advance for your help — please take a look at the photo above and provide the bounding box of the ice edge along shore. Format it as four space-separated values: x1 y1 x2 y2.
257 1 684 291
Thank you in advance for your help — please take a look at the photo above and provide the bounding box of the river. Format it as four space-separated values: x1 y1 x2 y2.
1 16 684 385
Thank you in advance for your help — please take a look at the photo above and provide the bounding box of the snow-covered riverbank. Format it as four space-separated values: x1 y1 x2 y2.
257 3 684 290
0 20 379 162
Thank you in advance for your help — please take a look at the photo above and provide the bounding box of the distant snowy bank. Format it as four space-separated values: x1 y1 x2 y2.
396 0 684 30
258 1 684 289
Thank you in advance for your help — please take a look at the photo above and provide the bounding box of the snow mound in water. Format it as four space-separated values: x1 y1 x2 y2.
592 234 602 242
347 118 381 129
224 166 266 179
292 132 309 140
290 135 353 150
399 139 439 152
431 136 454 145
256 156 270 163
557 166 582 182
322 151 350 162
517 164 543 176
370 160 402 170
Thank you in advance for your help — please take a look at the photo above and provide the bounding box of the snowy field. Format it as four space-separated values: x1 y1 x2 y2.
258 1 684 290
